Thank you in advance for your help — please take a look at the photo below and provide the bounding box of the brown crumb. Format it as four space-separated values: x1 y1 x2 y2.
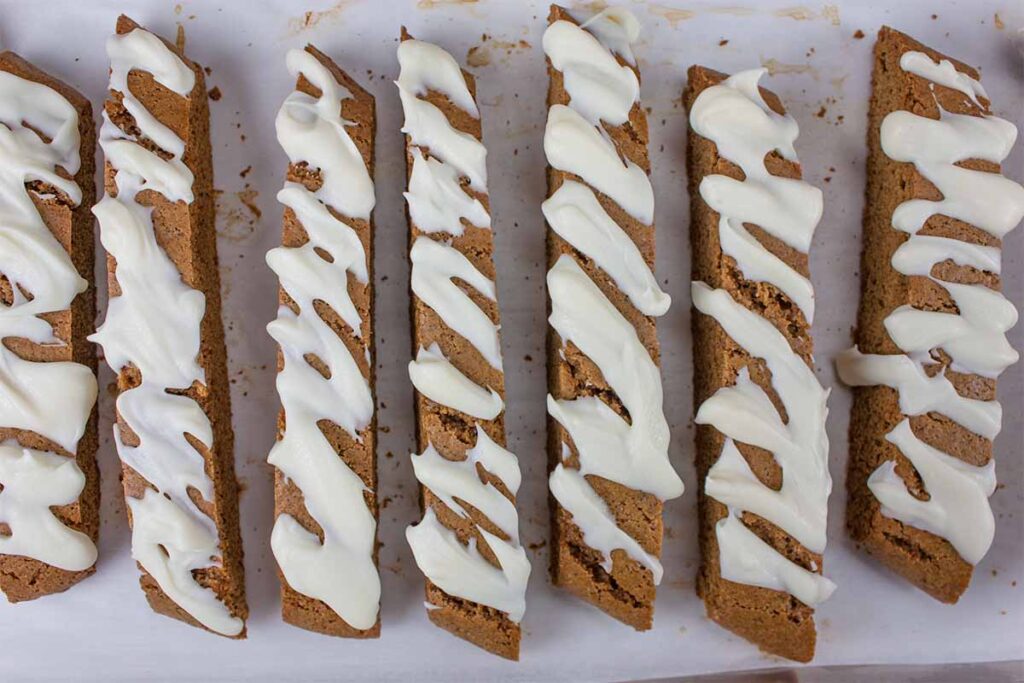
815 105 827 118
994 13 1005 30
240 165 252 179
853 29 865 39
175 24 186 51
719 39 729 46
208 86 222 101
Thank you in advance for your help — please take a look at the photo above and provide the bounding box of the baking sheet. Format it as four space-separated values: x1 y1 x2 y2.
0 0 1021 680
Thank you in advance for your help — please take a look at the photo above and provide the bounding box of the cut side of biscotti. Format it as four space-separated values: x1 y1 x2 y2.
398 28 530 661
686 64 835 663
543 3 682 631
267 44 381 638
836 27 1023 603
0 52 100 602
90 15 247 637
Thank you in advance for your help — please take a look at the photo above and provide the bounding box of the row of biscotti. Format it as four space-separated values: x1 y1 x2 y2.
1 5 1021 666
0 15 247 636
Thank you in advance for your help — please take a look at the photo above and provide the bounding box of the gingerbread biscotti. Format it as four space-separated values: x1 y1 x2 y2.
398 31 530 660
685 65 835 662
90 16 247 637
836 27 1023 602
266 45 380 637
543 4 682 630
0 53 99 602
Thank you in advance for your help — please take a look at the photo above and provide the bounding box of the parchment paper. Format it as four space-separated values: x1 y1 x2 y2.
0 0 1021 680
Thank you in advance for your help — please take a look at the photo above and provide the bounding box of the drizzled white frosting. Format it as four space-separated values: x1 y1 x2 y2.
542 15 639 126
410 236 502 370
689 69 823 322
543 10 682 585
397 40 486 192
544 104 653 225
693 284 835 606
837 52 1024 565
90 27 241 636
689 69 834 606
0 70 97 572
266 49 379 631
542 180 669 316
399 38 529 623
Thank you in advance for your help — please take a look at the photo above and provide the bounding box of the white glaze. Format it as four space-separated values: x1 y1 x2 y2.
544 104 654 225
397 39 486 192
543 9 681 583
90 27 241 636
0 442 96 571
542 16 639 125
900 51 988 106
409 236 502 370
542 180 669 316
400 40 529 623
579 6 640 66
266 49 380 631
406 148 490 236
839 52 1023 565
693 282 835 606
870 420 996 564
547 256 682 578
689 68 823 322
406 507 530 623
408 344 503 421
0 71 97 572
276 49 374 222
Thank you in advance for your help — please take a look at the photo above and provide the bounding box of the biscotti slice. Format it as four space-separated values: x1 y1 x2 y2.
0 52 99 602
836 27 1023 603
542 4 682 630
90 15 247 637
685 65 835 662
266 45 380 637
398 30 530 660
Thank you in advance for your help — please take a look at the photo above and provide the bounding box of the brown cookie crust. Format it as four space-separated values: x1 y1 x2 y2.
102 15 247 637
0 52 99 603
685 64 824 663
271 45 380 638
846 26 1002 603
401 28 522 661
544 4 664 631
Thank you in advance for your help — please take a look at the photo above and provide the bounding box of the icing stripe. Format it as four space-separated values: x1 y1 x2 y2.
689 68 834 607
399 37 529 625
266 49 379 631
90 26 241 636
543 8 682 589
0 68 98 573
837 51 1023 565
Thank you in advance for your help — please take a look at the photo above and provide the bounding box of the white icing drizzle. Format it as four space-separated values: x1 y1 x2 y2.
405 148 490 236
397 39 486 192
543 8 681 584
579 7 640 66
265 49 379 631
0 443 95 571
838 51 1024 565
542 180 669 316
542 15 639 126
89 27 241 636
692 283 835 606
544 104 653 225
0 71 97 572
409 343 503 421
409 236 502 370
399 39 529 624
688 69 834 606
689 68 823 322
